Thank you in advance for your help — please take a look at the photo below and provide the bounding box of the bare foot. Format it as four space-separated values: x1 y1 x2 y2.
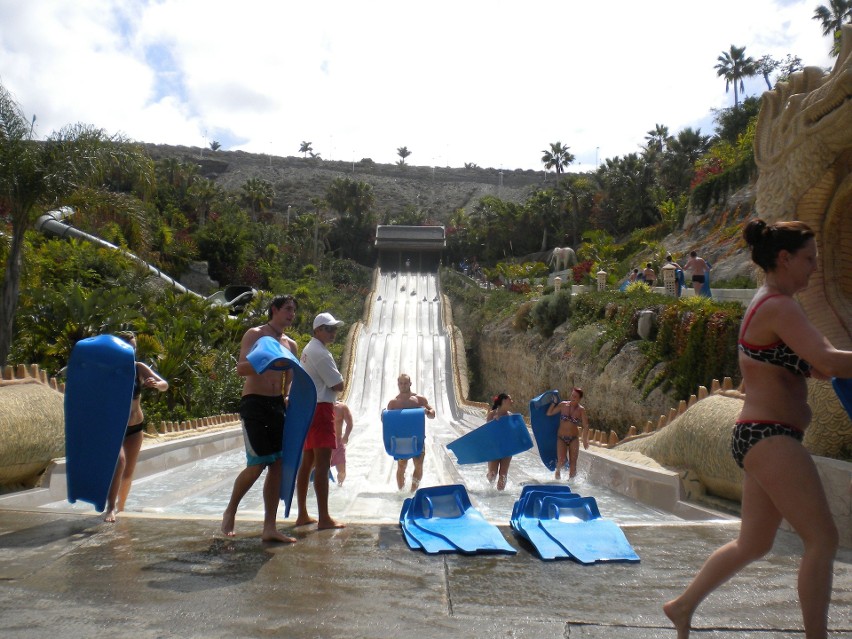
663 599 692 639
221 511 236 537
294 515 318 527
486 471 496 483
317 518 346 530
554 469 561 480
103 509 117 523
262 529 297 543
497 475 507 491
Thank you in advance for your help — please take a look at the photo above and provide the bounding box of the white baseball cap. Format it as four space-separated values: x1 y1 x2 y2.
313 312 345 330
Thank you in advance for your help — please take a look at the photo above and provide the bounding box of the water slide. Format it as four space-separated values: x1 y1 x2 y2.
9 268 682 525
35 207 256 311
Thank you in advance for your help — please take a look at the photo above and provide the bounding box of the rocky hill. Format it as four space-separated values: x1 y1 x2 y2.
144 143 545 222
146 143 760 284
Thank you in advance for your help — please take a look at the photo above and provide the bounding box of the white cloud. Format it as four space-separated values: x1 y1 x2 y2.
0 0 835 171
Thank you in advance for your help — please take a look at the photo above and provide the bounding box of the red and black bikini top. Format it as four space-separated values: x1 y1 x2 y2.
738 294 811 377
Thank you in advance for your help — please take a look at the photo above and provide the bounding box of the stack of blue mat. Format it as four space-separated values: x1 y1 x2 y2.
510 485 640 564
399 484 516 555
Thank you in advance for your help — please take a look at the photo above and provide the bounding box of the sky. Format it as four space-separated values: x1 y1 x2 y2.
0 0 838 173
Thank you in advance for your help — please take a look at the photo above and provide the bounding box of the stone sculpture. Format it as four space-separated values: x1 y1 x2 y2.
548 246 577 272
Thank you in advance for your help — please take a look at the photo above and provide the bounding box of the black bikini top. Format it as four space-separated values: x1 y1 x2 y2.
738 294 811 377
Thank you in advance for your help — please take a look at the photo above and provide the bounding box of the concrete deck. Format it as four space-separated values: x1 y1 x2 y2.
0 510 849 638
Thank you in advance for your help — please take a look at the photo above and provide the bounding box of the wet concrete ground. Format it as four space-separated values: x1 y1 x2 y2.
0 510 849 638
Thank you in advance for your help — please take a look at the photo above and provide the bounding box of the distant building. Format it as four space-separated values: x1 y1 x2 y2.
374 225 445 272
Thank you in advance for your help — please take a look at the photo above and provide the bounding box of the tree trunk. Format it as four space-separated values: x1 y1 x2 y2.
0 226 26 367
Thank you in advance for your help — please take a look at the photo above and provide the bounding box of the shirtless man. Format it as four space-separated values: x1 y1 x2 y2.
642 262 656 288
331 401 354 486
684 251 710 295
221 295 298 543
387 373 435 491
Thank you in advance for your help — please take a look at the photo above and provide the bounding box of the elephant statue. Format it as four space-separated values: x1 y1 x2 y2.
548 247 576 272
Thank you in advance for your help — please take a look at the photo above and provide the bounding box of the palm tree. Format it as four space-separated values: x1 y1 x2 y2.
299 141 313 158
397 146 412 165
813 0 852 56
240 178 274 221
644 124 670 154
0 83 153 366
557 174 595 247
209 140 221 152
541 142 575 174
715 45 757 107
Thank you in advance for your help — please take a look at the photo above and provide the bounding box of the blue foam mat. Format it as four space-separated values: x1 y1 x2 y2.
539 518 640 564
382 408 426 460
64 335 136 512
528 391 566 471
832 378 852 420
510 488 639 563
446 414 533 465
400 485 516 555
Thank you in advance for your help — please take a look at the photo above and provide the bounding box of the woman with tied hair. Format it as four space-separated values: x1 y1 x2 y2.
105 331 168 522
665 219 852 639
484 393 514 490
545 387 589 480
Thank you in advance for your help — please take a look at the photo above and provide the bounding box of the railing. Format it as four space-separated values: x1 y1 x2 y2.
589 376 739 449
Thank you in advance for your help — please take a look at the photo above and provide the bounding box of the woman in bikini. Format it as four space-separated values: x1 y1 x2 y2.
484 393 514 491
104 331 169 522
665 219 852 639
545 387 590 480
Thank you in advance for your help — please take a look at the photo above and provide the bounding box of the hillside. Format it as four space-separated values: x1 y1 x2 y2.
145 143 760 285
144 143 545 222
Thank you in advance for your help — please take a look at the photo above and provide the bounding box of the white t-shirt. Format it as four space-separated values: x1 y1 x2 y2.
300 337 343 403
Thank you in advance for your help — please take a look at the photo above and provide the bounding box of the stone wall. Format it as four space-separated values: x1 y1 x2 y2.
472 316 679 438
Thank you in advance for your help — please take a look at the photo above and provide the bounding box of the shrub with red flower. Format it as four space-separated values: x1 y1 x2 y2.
572 260 593 284
689 158 724 190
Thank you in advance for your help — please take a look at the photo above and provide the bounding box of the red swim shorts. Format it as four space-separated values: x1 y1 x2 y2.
303 402 337 450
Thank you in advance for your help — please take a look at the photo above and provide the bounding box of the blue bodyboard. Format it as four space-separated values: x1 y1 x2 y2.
512 491 583 560
382 408 426 460
832 378 852 421
537 496 640 564
446 414 533 465
529 390 565 471
402 484 515 555
399 496 458 554
247 335 291 372
64 334 136 512
247 336 317 518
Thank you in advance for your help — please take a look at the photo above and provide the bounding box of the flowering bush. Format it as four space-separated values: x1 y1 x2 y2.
572 260 594 284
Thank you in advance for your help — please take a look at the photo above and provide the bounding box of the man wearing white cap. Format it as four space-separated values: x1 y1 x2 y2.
295 312 346 529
